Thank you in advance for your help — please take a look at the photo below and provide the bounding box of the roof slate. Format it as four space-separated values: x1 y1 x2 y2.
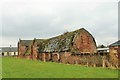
36 28 96 53
21 40 33 46
19 28 96 53
109 40 120 47
1 47 17 52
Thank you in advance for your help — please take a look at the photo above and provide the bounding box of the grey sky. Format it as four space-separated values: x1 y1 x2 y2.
1 0 119 47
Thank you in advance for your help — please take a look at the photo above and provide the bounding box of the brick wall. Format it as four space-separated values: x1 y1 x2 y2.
109 46 119 68
73 30 97 54
18 41 27 57
31 41 38 60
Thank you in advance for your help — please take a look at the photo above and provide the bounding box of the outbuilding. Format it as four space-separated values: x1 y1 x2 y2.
1 46 18 56
109 40 120 68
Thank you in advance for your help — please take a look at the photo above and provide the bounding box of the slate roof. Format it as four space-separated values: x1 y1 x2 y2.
0 47 17 52
36 28 96 53
19 28 96 53
109 40 120 47
20 40 33 46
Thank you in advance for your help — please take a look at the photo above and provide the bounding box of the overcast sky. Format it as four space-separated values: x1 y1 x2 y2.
1 0 119 47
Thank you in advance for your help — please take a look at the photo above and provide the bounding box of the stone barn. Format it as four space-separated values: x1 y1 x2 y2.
18 39 33 59
109 40 120 68
18 28 98 66
31 28 97 62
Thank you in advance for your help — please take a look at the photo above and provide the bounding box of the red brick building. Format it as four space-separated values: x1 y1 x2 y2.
109 40 120 68
18 39 33 59
18 28 99 66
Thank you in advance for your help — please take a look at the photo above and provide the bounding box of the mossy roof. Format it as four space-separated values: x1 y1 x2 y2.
36 28 96 53
20 40 33 46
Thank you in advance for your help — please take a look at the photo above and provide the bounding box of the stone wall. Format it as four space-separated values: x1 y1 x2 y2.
31 41 38 60
18 42 26 58
109 46 119 68
36 52 112 68
73 30 97 54
60 52 71 64
52 53 59 62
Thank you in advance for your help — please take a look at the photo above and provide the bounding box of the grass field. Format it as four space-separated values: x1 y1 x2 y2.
2 57 118 78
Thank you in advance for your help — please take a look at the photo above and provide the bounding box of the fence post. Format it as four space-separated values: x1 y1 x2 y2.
102 56 105 68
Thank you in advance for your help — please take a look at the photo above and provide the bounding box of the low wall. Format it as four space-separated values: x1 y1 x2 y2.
24 52 118 69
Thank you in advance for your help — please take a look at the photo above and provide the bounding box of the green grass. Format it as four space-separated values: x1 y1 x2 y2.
2 57 118 78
